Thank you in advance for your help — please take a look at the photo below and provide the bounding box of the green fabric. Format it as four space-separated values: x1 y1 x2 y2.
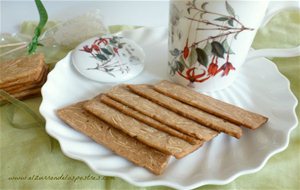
1 11 299 190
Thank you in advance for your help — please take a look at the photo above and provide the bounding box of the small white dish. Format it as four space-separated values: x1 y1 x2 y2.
40 27 298 189
72 34 145 83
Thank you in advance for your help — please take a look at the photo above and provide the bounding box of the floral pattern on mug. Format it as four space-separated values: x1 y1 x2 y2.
169 0 254 86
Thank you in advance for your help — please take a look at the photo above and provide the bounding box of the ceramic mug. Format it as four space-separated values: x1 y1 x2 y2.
168 0 300 92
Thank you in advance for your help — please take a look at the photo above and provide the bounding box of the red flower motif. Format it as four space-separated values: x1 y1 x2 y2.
80 44 101 53
91 44 100 52
113 47 119 55
207 63 218 76
219 62 235 76
178 67 210 83
183 46 189 59
80 45 92 53
94 38 109 45
183 39 189 59
103 39 109 45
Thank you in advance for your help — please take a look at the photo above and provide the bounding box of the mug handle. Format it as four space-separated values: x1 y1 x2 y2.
246 1 300 61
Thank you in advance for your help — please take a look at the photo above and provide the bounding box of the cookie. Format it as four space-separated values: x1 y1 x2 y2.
3 65 48 93
154 80 268 129
84 96 204 159
57 102 170 175
99 94 201 145
106 85 218 141
0 54 46 88
128 84 242 138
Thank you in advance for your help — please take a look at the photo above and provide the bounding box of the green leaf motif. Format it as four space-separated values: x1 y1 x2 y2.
225 1 235 16
196 48 208 67
203 42 212 56
222 39 235 54
211 41 225 58
107 46 116 56
176 61 185 73
96 53 108 61
101 48 113 55
214 17 229 21
179 54 189 68
170 48 180 56
188 47 198 67
228 19 234 26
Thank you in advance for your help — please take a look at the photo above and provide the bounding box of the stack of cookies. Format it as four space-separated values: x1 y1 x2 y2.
0 54 48 101
57 80 268 175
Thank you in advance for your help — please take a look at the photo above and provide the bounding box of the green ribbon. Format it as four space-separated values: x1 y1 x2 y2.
27 0 48 54
0 89 56 151
0 90 45 129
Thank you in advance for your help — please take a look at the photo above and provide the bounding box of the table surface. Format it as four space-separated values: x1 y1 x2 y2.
0 1 299 190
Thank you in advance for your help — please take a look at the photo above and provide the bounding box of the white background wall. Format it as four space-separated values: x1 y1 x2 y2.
0 0 170 33
1 1 299 33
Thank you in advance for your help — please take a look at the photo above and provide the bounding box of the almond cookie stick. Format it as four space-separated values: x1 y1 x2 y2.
154 80 268 130
106 85 218 141
84 97 203 159
100 94 201 145
57 102 170 175
128 84 242 138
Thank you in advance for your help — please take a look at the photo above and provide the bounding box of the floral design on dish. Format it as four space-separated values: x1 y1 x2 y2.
80 36 141 77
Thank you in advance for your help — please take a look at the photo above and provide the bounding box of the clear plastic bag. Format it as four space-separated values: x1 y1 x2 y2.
0 9 109 64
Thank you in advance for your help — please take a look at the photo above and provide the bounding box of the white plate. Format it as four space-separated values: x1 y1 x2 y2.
40 27 298 189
